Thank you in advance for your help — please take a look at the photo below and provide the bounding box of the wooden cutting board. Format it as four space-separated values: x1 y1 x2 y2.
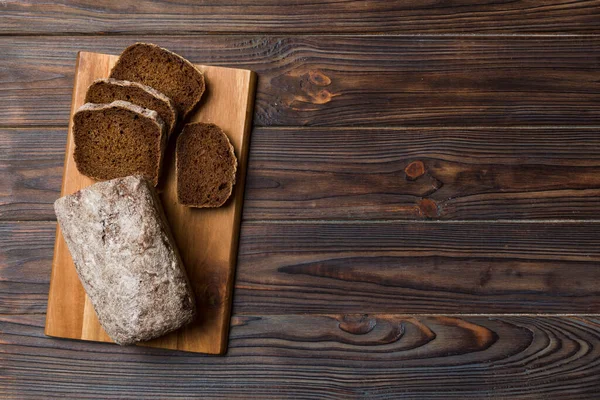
44 51 256 354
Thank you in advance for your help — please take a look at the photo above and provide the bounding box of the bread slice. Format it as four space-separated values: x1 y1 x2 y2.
54 175 196 345
109 43 205 120
73 100 166 186
176 123 237 208
85 78 178 135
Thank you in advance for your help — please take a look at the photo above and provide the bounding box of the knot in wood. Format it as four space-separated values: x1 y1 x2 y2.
405 160 426 180
308 70 332 86
338 314 377 335
418 198 440 218
314 89 334 104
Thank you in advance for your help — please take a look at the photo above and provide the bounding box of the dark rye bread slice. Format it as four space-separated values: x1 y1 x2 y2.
85 78 178 135
109 43 205 120
176 123 237 208
73 100 167 186
54 175 196 345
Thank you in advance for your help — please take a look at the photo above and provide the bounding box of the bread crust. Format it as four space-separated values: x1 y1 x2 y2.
54 176 196 345
86 78 178 135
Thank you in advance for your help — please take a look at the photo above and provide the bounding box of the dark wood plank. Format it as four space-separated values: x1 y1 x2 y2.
235 221 600 314
0 128 64 221
245 127 600 220
3 127 600 221
2 36 600 127
2 0 600 34
4 221 600 315
0 223 53 315
2 313 600 399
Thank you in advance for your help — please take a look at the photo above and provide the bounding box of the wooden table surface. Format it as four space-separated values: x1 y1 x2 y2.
2 2 600 398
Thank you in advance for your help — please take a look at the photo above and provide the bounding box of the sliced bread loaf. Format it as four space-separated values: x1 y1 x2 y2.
85 78 178 135
73 100 166 186
109 43 205 120
176 123 237 208
54 175 196 345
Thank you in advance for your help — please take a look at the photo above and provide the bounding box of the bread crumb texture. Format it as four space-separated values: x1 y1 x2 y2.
176 123 238 208
109 43 205 119
73 100 166 186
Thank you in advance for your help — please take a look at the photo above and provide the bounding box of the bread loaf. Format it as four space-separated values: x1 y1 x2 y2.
54 175 196 345
109 43 205 120
73 100 167 186
85 78 178 136
176 123 237 208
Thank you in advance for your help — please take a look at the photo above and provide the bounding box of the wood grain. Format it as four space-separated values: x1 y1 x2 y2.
2 313 600 399
234 221 600 314
245 127 600 220
44 52 256 354
2 0 600 34
4 221 600 315
0 223 53 315
0 128 64 221
3 127 600 221
2 36 600 128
